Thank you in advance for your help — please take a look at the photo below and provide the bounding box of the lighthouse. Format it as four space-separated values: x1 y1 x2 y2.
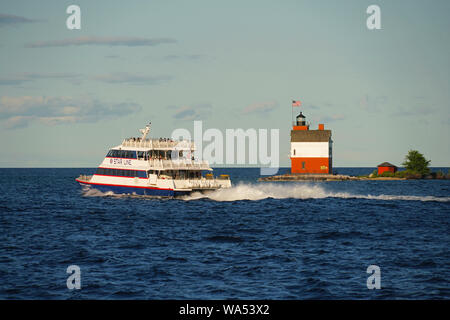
290 107 333 174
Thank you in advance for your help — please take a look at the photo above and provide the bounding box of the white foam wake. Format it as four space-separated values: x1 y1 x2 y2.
81 187 116 197
181 182 450 202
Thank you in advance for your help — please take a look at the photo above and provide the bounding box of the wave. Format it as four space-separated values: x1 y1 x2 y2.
81 187 116 197
81 182 450 203
181 182 450 202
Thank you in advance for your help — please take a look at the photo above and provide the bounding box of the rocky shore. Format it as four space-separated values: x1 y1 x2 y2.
258 173 406 182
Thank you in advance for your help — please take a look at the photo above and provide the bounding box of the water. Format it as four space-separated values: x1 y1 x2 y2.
0 167 449 299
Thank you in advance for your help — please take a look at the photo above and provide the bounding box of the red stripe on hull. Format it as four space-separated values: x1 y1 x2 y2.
75 178 173 191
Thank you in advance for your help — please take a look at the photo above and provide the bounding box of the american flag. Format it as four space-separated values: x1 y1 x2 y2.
292 100 301 106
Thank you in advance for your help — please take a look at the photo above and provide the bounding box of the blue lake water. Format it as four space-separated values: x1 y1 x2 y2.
0 167 449 299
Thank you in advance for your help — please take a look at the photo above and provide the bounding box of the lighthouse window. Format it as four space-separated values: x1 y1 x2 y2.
293 149 296 156
302 161 305 169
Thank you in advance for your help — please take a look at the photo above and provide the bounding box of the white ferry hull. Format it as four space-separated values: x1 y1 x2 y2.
76 176 231 197
76 178 177 197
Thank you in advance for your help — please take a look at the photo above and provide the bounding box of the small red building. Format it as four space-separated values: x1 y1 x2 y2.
377 162 397 175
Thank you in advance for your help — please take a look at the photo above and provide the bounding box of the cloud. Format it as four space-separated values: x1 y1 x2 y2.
0 72 171 86
301 103 321 110
0 95 141 129
0 14 37 27
93 73 172 85
163 54 205 61
26 36 176 48
0 72 81 86
360 94 388 113
314 114 345 123
390 96 437 117
242 101 278 115
168 103 213 120
391 105 437 117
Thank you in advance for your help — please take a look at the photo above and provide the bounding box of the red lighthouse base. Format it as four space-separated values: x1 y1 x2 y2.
291 157 331 174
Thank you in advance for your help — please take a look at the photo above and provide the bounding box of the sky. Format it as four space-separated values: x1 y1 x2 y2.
0 0 449 168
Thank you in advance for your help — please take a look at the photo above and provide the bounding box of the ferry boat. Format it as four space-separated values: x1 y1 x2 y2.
75 123 231 197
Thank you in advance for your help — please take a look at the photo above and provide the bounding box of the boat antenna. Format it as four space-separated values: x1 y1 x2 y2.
139 122 151 140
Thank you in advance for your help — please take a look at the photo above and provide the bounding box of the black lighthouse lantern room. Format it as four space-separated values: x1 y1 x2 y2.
296 112 306 126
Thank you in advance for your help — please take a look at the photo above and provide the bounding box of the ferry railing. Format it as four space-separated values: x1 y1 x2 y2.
77 174 92 182
147 159 211 170
122 139 195 150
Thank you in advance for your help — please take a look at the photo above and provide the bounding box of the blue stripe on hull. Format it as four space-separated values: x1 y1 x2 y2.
85 183 174 197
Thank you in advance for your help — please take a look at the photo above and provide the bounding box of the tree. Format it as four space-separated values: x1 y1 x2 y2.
402 150 431 175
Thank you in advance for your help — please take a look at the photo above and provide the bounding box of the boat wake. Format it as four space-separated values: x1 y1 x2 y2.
180 182 450 202
81 187 116 197
81 183 450 203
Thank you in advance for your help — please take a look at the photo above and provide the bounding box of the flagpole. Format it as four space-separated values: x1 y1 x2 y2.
291 100 294 126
